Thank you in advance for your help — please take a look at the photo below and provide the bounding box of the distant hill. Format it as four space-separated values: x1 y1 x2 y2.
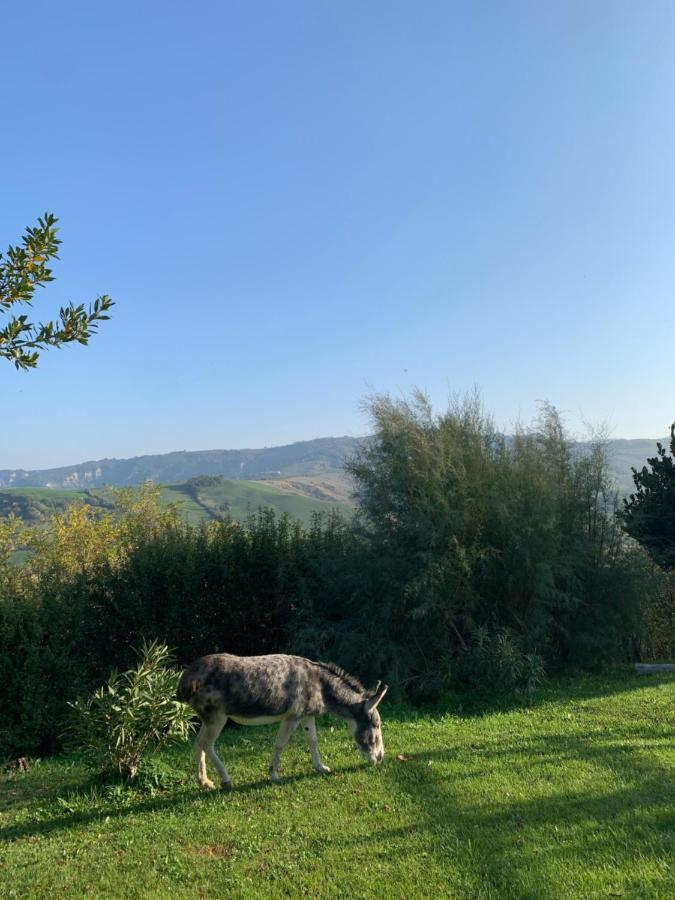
252 473 354 505
0 487 113 526
0 434 667 501
0 437 362 490
160 477 351 526
0 476 353 529
594 438 668 498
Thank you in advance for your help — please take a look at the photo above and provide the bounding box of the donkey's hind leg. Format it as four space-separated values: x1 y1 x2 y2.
301 716 331 774
195 713 232 791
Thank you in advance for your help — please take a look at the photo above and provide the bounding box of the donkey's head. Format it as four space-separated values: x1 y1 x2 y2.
348 681 388 764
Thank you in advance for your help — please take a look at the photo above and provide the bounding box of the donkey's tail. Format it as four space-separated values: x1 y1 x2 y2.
177 666 202 703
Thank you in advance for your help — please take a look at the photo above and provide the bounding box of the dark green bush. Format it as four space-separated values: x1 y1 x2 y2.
293 393 668 691
0 493 355 758
453 627 546 696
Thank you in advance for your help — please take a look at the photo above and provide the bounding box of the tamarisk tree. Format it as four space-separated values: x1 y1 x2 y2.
0 213 113 370
622 423 675 571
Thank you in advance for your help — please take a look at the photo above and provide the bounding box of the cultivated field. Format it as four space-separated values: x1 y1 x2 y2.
159 478 350 527
1 477 352 532
1 671 673 899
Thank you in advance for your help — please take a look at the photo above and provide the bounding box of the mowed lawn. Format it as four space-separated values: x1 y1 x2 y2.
1 672 673 899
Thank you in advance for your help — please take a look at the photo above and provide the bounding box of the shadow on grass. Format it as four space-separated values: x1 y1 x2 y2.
353 728 675 896
0 762 366 844
341 775 674 897
0 776 93 814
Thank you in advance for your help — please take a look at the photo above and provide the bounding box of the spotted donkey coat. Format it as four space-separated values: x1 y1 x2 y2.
178 653 388 790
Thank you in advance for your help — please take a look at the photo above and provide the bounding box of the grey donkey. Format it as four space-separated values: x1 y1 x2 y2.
177 653 388 790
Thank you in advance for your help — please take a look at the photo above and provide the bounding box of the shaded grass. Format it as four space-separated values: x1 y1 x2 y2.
1 672 673 898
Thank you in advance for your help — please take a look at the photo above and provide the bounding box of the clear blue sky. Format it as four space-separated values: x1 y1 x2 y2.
2 1 674 469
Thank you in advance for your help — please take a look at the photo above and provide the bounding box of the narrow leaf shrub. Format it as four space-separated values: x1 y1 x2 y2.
65 641 195 781
295 392 669 694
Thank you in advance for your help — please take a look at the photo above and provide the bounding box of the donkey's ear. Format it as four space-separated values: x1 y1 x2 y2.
367 683 388 710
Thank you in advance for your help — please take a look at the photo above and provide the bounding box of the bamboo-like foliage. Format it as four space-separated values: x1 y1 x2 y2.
325 392 660 698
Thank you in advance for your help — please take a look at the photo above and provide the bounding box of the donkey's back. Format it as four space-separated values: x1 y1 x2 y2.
177 652 324 724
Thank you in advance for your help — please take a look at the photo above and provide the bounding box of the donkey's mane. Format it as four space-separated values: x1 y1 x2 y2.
314 661 365 695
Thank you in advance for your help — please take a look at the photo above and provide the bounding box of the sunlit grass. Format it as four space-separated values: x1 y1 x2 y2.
1 671 673 899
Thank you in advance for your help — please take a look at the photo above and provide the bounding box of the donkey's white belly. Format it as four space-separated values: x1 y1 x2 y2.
229 714 286 726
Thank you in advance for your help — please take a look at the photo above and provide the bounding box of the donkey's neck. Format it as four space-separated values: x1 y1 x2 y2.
318 670 363 719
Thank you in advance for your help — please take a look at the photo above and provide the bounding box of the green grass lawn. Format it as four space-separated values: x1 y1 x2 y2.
1 672 673 899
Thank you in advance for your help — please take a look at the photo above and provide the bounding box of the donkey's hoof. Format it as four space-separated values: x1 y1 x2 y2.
315 765 331 775
221 780 233 792
200 779 216 790
269 771 280 784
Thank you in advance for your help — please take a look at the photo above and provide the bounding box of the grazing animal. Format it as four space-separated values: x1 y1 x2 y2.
177 653 388 790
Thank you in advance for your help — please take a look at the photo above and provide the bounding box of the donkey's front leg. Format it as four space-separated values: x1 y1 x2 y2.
301 716 331 774
195 713 232 791
269 717 300 783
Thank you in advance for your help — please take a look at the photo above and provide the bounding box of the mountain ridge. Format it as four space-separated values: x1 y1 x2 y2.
0 434 669 497
0 436 363 490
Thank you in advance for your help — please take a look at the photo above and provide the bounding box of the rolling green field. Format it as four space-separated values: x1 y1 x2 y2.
0 487 107 525
1 671 673 899
0 487 91 501
1 478 350 532
159 479 348 527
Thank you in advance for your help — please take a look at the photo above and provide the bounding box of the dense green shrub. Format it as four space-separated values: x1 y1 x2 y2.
0 490 355 758
293 393 666 692
635 569 675 661
453 627 546 696
621 424 675 571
